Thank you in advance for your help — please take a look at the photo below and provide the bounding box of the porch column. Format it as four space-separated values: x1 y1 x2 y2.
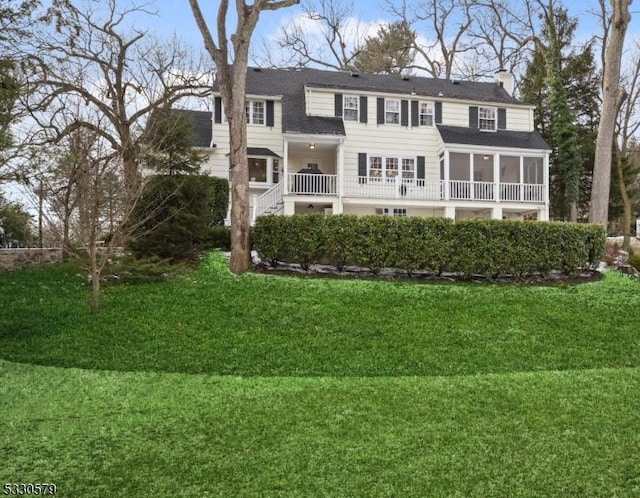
491 206 503 220
444 205 456 219
283 199 295 215
444 150 450 200
283 137 289 194
494 153 500 202
519 156 524 202
337 139 344 199
332 199 343 214
469 154 475 200
538 206 549 221
543 153 550 211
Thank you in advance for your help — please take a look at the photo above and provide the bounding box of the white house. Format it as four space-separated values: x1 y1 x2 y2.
188 67 551 222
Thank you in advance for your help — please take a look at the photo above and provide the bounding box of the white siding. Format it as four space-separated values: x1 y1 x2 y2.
343 204 443 217
442 101 532 131
306 88 335 117
204 100 284 180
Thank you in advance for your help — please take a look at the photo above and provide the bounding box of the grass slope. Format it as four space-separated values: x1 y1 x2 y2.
1 253 639 496
1 361 639 497
0 252 638 376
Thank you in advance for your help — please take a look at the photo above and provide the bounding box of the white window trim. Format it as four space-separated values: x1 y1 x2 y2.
376 207 407 217
343 95 359 122
368 154 417 181
385 98 401 125
246 100 266 126
478 106 497 131
247 155 278 185
419 102 434 126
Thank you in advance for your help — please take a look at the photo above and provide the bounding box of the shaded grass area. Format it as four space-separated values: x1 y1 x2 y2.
1 360 639 497
0 252 639 376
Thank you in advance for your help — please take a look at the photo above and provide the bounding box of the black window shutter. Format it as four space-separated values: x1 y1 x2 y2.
214 97 222 124
469 106 478 128
377 98 385 124
358 153 367 177
497 108 506 130
401 100 409 126
411 100 419 127
417 156 425 179
335 93 343 118
435 101 443 124
359 96 368 123
266 100 274 127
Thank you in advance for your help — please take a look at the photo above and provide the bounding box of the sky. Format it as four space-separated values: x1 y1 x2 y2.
144 0 640 58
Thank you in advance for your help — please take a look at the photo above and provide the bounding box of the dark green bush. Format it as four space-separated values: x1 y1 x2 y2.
628 252 640 272
253 215 606 277
204 225 231 251
127 174 229 260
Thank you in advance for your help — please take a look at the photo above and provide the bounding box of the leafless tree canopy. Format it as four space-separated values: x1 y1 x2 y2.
18 0 212 199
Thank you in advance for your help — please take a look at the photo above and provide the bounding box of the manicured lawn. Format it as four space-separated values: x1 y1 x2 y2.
1 252 639 496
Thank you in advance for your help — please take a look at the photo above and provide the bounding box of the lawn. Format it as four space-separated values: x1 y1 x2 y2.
1 252 639 497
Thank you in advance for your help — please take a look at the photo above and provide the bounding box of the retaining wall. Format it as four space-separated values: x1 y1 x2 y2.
0 248 64 270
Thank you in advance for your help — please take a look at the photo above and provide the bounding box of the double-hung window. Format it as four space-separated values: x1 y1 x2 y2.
419 102 433 126
478 107 496 130
385 99 400 124
369 155 415 182
402 158 415 179
343 96 359 121
245 100 265 125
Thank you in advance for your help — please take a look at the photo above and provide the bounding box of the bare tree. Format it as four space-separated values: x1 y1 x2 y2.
386 0 478 79
467 0 542 83
589 0 633 227
20 0 211 204
188 0 299 274
613 39 640 249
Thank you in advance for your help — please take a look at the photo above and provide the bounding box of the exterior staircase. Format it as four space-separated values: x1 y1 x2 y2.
251 180 284 223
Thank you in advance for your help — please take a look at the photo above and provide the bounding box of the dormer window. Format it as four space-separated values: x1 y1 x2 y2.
343 96 359 121
385 99 400 124
245 100 265 125
478 107 496 130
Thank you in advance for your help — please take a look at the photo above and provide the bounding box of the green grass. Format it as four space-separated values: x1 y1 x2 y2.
1 252 639 496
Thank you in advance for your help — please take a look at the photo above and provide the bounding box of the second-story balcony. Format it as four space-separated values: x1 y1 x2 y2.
286 173 545 203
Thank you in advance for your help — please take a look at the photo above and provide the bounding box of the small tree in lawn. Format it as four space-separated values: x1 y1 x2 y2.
188 0 299 274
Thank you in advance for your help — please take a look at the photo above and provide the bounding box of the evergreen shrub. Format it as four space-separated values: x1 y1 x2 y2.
253 215 606 276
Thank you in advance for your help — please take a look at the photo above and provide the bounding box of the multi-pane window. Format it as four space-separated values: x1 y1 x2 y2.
369 156 383 178
385 99 400 124
420 102 433 126
385 158 399 178
245 100 265 125
478 107 496 130
369 155 415 181
343 96 359 121
402 158 415 179
376 207 407 217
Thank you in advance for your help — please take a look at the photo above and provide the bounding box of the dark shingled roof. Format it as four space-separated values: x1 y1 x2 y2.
175 109 212 148
218 67 522 136
226 147 281 157
437 125 550 150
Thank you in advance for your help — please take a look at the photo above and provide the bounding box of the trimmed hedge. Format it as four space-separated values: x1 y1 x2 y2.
253 215 606 277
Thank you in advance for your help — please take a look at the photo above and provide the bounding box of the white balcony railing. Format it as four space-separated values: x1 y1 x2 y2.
287 173 337 195
283 173 545 203
252 180 284 220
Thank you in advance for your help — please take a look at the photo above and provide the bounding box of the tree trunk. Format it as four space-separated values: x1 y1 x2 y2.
614 141 632 251
228 110 251 274
589 0 632 227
